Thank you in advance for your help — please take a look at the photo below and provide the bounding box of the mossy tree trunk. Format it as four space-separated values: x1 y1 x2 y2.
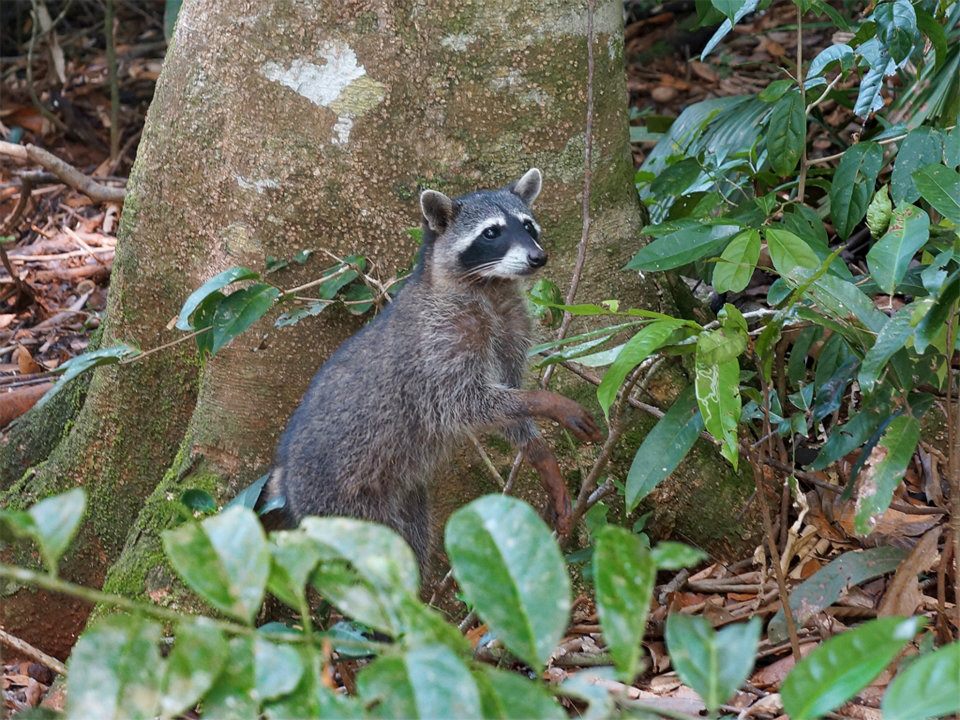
1 0 759 658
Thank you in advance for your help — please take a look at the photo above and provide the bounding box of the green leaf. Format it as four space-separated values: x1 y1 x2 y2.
712 229 760 293
650 157 703 198
27 488 86 573
209 283 280 355
665 615 761 713
267 532 323 610
694 349 740 467
625 223 740 272
254 636 304 702
766 227 819 276
758 78 793 103
866 204 930 295
625 386 703 510
651 541 707 570
37 344 140 409
180 488 216 513
854 415 921 535
700 0 759 58
807 44 854 79
593 526 656 680
162 506 270 623
710 0 750 22
202 636 258 718
858 306 915 393
768 547 907 642
882 641 960 720
891 128 943 204
358 646 482 719
916 7 948 71
176 267 259 331
474 666 566 720
782 617 925 720
830 142 885 240
597 320 683 418
873 0 917 64
66 615 163 720
913 164 960 223
767 90 806 176
866 185 893 237
854 63 887 119
445 495 571 670
915 271 959 354
159 619 227 719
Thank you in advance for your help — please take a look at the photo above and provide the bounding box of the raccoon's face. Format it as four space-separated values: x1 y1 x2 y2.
420 168 547 282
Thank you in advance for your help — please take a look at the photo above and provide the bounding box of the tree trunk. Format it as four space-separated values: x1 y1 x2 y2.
1 0 759 658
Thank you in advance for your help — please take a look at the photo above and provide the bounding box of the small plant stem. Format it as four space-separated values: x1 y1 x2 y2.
105 0 120 161
0 563 385 654
945 302 960 637
118 328 207 365
795 4 808 204
0 626 67 675
808 124 957 165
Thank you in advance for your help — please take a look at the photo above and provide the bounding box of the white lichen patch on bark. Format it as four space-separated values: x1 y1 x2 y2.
236 176 279 193
261 41 385 146
440 33 477 51
488 69 551 105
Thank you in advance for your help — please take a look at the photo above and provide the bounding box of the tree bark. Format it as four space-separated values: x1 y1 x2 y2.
1 0 759 657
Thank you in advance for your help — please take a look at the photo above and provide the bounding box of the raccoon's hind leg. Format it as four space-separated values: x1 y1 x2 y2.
503 420 572 536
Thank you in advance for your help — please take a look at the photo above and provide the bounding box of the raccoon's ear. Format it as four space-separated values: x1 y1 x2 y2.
509 168 542 206
420 189 456 233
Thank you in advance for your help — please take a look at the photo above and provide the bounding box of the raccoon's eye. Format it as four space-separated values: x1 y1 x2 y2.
482 226 501 240
522 220 538 238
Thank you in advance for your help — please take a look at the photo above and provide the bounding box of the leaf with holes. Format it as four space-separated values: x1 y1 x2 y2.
445 495 570 669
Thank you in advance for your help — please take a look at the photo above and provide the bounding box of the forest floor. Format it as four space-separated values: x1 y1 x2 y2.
0 2 951 718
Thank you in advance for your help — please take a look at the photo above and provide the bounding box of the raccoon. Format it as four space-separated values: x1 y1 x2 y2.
265 168 602 568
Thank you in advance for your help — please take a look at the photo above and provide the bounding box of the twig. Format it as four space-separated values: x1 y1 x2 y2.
807 125 957 166
0 174 39 305
0 626 67 675
104 0 120 161
26 0 68 135
0 142 125 203
945 301 959 637
795 4 808 203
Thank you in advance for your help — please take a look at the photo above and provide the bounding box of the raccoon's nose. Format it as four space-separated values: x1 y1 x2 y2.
528 249 547 268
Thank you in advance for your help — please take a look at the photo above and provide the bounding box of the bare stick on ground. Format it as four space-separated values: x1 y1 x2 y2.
0 626 67 676
0 142 126 203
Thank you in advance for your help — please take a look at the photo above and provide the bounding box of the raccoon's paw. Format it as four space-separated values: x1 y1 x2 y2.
560 404 602 443
545 494 573 537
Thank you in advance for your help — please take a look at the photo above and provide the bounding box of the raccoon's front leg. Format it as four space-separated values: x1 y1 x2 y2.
503 421 572 535
517 390 603 442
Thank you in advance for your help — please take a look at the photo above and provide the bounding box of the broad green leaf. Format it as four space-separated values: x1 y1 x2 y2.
625 386 703 510
445 495 571 669
858 306 915 393
665 615 761 713
311 562 398 635
66 615 163 720
867 204 930 295
767 90 806 176
162 506 270 623
854 415 921 535
180 488 217 513
891 128 943 204
694 350 740 468
395 596 471 654
650 157 702 197
916 8 948 71
713 229 760 293
177 266 259 331
758 78 793 103
209 283 281 355
915 271 959 354
807 43 854 79
873 0 918 64
710 0 750 22
768 547 907 642
267 531 323 610
593 526 656 680
700 0 759 58
866 185 893 237
37 344 140 409
782 616 925 720
159 619 227 719
358 646 482 719
202 636 258 718
625 223 740 272
854 63 888 119
882 641 960 720
263 647 365 719
597 320 683 418
474 666 566 720
913 164 960 223
766 228 819 276
830 142 884 239
27 488 86 573
254 636 304 701
651 541 707 570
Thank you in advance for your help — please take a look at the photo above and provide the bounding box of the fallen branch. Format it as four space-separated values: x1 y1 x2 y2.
0 142 126 203
0 625 67 675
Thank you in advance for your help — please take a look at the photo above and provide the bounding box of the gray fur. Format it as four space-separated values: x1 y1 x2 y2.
267 170 553 568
